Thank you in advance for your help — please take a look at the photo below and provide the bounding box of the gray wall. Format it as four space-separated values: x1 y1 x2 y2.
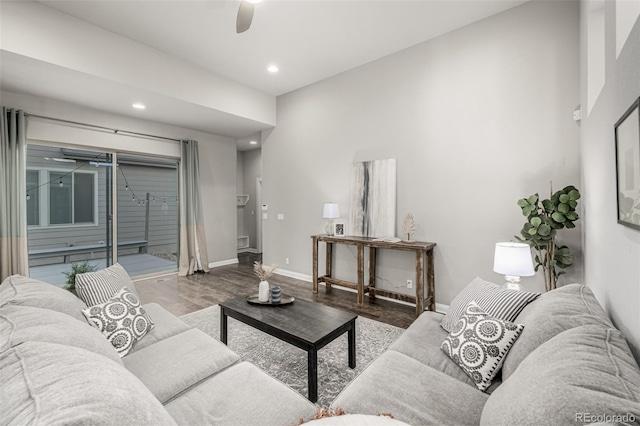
579 1 640 360
262 1 582 304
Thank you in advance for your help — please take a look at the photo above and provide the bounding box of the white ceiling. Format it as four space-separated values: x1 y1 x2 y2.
40 0 529 96
1 0 529 147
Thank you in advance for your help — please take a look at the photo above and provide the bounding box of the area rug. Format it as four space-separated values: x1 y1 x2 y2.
180 305 404 407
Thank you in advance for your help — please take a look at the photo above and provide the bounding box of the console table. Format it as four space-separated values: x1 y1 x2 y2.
311 234 436 317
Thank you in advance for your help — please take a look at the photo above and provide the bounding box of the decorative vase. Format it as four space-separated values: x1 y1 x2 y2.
271 285 282 304
258 281 270 302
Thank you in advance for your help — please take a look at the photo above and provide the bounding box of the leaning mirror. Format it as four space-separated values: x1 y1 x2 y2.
615 97 640 230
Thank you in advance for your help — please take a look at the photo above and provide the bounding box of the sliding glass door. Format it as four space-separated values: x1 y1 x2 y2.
26 145 113 286
26 144 178 286
116 153 178 277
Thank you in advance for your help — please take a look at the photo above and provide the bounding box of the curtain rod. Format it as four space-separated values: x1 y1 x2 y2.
25 113 181 143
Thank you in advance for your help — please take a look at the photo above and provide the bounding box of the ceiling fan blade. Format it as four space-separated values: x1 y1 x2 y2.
236 0 255 33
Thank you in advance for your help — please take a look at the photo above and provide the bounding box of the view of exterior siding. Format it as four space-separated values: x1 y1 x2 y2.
117 161 178 257
26 145 178 269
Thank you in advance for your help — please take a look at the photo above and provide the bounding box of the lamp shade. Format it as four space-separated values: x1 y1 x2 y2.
322 203 340 219
493 242 535 276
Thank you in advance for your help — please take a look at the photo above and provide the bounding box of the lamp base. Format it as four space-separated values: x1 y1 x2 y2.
325 219 334 236
503 275 522 291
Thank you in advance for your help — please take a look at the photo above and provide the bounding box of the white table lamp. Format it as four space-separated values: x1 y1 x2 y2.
323 203 340 235
493 242 535 291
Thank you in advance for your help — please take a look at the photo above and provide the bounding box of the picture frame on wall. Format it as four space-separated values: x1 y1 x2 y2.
614 96 640 230
333 221 346 237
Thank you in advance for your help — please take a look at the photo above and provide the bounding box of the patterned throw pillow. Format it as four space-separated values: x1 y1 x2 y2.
82 287 154 357
441 301 524 391
75 263 139 307
440 277 539 332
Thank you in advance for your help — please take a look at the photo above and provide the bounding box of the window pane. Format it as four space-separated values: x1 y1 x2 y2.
74 173 94 223
50 172 72 224
26 170 39 226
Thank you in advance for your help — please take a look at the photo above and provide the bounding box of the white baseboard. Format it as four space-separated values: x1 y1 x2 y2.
208 258 239 268
274 269 449 314
275 269 313 282
237 248 259 254
435 303 449 314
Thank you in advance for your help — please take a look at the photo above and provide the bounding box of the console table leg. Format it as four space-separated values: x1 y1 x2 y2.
427 249 435 311
368 247 377 303
415 250 424 317
357 243 364 305
308 349 318 403
312 237 318 294
326 242 333 293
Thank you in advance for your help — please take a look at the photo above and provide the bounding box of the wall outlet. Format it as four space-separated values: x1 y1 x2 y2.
406 279 413 289
285 257 290 265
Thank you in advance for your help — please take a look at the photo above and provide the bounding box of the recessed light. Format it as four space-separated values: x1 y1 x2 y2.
247 0 263 4
267 64 279 73
250 140 258 145
132 103 146 110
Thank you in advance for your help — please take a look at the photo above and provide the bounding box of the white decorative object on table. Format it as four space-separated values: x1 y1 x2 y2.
402 213 416 242
253 261 279 302
258 280 270 302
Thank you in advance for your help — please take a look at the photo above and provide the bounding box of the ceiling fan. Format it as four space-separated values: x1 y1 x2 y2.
236 0 263 33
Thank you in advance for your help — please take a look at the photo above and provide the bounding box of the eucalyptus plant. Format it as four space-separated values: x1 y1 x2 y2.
516 184 580 292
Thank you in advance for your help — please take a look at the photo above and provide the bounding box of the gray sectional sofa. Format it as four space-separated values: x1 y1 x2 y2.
3 273 640 426
331 283 640 425
0 275 317 425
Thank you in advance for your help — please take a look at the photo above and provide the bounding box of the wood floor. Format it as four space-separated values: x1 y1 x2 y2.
135 253 416 329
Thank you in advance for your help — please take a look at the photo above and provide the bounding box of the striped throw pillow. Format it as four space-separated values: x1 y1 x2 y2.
440 277 539 332
75 263 139 307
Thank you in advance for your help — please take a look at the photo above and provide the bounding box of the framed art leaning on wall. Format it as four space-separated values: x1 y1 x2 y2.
615 96 640 230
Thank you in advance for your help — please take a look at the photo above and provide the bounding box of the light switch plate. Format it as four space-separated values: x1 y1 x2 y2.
277 213 284 220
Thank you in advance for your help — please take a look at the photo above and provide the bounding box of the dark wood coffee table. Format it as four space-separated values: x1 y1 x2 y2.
219 296 357 403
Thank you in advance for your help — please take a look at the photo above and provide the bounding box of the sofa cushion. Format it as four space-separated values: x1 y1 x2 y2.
0 341 177 426
440 277 539 332
389 311 480 387
502 283 614 380
480 325 640 425
83 286 154 357
441 302 523 391
124 328 240 403
130 303 192 353
75 262 139 306
331 350 489 426
0 304 122 365
0 275 87 322
165 361 317 426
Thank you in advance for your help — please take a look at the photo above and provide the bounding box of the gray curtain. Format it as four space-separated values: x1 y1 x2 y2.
0 108 28 281
178 139 210 276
